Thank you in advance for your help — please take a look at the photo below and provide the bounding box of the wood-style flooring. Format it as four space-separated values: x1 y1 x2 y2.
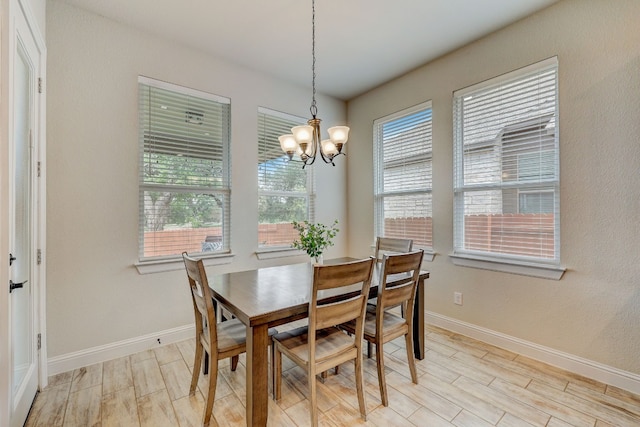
25 323 640 426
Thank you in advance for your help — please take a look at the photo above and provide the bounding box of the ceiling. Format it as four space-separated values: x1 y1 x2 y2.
57 0 558 100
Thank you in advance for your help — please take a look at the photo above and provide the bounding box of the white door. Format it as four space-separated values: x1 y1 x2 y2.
9 4 42 426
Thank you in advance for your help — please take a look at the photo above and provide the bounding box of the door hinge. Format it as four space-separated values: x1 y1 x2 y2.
37 333 41 350
38 78 43 94
37 249 42 265
37 161 41 177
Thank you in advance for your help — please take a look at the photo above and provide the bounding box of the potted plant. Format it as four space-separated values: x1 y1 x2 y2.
292 220 339 264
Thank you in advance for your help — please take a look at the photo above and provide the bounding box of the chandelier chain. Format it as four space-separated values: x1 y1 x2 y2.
310 0 318 117
278 0 348 168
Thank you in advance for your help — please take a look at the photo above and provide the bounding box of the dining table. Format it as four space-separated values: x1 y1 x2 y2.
207 257 430 427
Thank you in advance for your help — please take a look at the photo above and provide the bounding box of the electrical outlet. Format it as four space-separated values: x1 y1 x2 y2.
454 292 463 305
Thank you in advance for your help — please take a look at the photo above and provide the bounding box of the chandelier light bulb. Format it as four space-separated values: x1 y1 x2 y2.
321 139 338 157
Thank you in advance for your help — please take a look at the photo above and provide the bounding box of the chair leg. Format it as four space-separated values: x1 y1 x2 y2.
320 364 339 381
405 332 418 384
367 341 373 358
375 340 389 406
191 342 203 395
230 355 239 371
273 345 282 401
355 351 368 421
203 359 218 426
309 368 318 427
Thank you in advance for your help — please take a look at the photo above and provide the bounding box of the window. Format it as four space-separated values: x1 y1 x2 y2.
258 107 313 248
453 57 561 276
374 102 433 251
138 77 231 260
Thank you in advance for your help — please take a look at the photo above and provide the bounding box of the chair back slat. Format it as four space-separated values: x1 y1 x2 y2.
183 252 218 348
375 237 413 261
313 259 374 291
377 250 424 316
380 281 415 309
316 295 363 330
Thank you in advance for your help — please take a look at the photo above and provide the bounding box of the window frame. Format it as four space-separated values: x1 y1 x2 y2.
451 57 565 280
135 76 233 273
373 101 434 260
256 107 315 258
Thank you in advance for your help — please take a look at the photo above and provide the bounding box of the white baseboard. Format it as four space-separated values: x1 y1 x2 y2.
47 324 195 376
426 311 640 395
47 314 640 396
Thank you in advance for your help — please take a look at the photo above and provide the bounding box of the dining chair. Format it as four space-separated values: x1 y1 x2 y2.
182 252 276 426
370 236 414 324
375 236 413 261
340 250 423 407
271 257 376 427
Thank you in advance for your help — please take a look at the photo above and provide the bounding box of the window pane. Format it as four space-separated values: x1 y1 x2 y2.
258 157 307 192
143 152 225 187
258 108 312 248
462 211 555 259
382 193 432 248
519 190 554 214
374 102 433 250
258 195 307 246
142 191 226 257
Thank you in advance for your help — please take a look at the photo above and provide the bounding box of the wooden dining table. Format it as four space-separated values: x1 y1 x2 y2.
207 257 430 427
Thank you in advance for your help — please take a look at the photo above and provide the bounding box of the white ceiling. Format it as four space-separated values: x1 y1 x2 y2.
58 0 558 100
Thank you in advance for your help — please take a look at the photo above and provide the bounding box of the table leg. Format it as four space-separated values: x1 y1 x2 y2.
246 323 269 427
413 277 425 360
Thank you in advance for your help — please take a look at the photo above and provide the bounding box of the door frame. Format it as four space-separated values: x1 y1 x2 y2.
0 0 47 425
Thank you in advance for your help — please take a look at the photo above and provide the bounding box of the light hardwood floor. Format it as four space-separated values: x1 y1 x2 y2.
26 323 640 426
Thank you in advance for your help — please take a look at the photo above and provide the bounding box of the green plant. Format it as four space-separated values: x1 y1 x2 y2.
292 220 339 259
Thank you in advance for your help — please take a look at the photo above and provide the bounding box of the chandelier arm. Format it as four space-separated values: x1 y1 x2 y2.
317 147 336 166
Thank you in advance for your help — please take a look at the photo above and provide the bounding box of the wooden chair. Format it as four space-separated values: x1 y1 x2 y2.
375 236 413 261
182 252 276 426
340 250 423 407
271 257 376 426
370 236 414 324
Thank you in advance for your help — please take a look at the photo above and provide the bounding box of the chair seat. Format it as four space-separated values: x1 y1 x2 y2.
273 326 354 365
202 317 277 354
213 318 247 352
343 309 408 340
367 300 402 313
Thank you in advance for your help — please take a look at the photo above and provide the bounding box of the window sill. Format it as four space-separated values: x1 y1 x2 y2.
135 252 235 274
449 253 565 280
422 250 436 262
255 247 305 260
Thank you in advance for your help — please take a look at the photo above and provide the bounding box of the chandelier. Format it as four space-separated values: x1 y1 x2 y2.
279 0 349 168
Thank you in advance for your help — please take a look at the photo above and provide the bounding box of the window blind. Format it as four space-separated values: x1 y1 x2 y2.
138 77 231 260
374 102 433 249
453 57 559 263
258 107 313 248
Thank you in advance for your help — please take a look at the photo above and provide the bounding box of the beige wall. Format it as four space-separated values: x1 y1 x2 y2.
347 0 640 374
45 1 348 357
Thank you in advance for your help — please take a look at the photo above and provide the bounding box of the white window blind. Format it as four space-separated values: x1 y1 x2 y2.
374 101 432 249
258 107 313 248
138 77 231 260
453 57 559 264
